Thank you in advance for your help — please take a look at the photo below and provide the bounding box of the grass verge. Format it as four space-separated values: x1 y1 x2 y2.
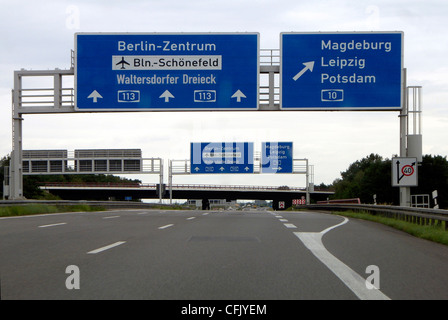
0 204 105 217
334 210 448 246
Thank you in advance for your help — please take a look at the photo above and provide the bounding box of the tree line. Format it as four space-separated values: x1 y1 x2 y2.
331 153 448 208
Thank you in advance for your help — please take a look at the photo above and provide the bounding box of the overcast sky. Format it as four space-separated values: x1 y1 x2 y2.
1 0 447 190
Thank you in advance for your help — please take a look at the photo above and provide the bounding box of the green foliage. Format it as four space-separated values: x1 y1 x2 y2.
0 204 105 217
412 155 448 208
333 153 398 204
0 155 10 199
333 154 448 208
335 210 448 246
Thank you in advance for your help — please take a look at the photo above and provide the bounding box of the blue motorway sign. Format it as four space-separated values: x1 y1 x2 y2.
75 33 259 111
261 142 293 173
281 32 403 110
190 142 254 174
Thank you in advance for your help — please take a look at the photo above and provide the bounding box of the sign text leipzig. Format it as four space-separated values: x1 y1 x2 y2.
281 32 403 110
75 33 259 111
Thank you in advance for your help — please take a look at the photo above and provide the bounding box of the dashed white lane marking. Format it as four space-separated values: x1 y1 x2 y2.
103 216 120 219
279 219 288 222
38 222 67 228
293 217 390 300
284 223 297 229
87 241 126 254
158 224 174 230
187 217 196 220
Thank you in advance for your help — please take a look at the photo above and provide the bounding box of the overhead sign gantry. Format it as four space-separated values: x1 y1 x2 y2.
8 31 421 208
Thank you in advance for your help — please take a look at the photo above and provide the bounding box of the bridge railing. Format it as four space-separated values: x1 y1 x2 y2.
168 184 306 192
40 182 307 192
40 182 154 188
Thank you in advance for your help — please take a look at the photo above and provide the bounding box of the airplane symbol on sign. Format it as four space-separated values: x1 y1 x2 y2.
116 57 130 69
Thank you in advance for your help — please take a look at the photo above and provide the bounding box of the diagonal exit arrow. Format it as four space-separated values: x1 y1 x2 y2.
292 61 315 81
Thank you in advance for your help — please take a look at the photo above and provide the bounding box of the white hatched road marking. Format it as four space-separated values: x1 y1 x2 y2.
293 217 390 300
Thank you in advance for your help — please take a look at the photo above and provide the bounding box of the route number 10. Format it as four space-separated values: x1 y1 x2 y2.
321 89 344 102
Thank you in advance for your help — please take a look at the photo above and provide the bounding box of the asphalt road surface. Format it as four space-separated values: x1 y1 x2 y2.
1 208 448 300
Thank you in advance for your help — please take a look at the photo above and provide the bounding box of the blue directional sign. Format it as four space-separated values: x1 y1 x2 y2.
190 142 254 174
281 32 403 110
75 33 259 111
261 142 293 173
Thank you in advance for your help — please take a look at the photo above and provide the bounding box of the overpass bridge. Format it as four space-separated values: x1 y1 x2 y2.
39 182 334 210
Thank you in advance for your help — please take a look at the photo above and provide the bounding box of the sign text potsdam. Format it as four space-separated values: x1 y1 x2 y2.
281 32 403 110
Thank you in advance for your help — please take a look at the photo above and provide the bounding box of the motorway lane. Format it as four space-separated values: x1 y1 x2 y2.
76 210 355 300
278 211 448 299
1 209 448 299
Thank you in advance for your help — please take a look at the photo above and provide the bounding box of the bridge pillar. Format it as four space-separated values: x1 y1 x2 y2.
201 199 210 210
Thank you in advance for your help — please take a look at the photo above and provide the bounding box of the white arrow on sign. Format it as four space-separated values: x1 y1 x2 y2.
159 90 174 102
194 167 200 172
231 90 246 102
292 61 315 81
219 167 225 172
87 90 103 103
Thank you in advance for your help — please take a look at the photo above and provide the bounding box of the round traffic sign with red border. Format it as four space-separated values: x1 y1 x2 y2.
401 165 414 176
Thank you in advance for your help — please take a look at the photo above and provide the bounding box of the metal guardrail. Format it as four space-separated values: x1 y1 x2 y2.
305 203 448 230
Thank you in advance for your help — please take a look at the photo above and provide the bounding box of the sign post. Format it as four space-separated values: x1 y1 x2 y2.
75 33 259 111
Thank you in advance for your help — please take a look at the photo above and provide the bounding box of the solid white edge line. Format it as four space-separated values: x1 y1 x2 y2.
38 222 67 228
87 241 126 254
